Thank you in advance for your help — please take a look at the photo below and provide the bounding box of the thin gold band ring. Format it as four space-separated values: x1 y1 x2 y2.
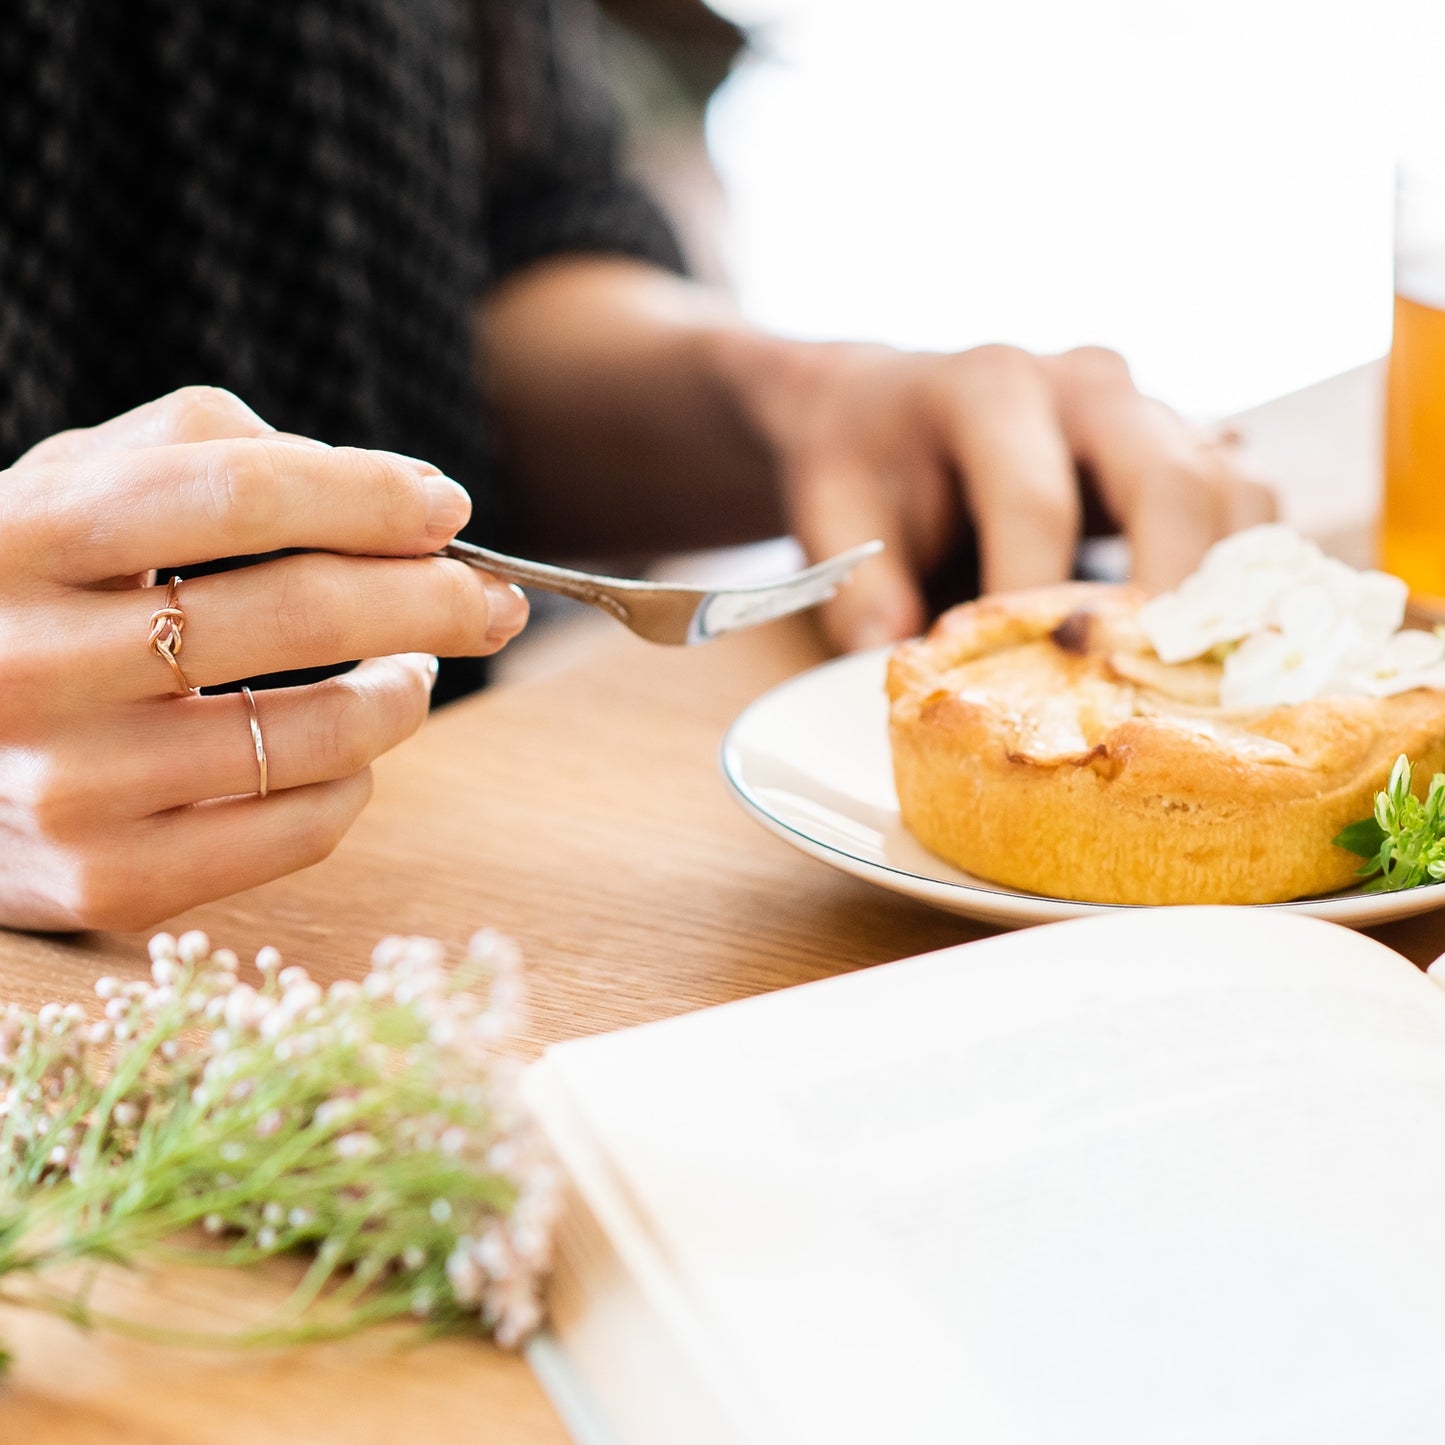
242 687 269 799
147 576 196 696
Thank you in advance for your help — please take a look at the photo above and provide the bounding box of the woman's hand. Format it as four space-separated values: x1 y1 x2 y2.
723 338 1277 652
0 387 527 932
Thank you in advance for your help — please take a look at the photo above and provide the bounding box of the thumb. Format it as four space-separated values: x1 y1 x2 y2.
787 462 926 653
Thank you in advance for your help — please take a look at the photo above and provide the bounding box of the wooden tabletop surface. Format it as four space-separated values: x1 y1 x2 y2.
3 599 1443 1443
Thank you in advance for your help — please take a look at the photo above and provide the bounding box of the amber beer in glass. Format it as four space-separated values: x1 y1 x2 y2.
1382 165 1445 607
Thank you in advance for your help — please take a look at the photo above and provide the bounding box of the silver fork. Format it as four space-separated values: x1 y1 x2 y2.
439 539 883 645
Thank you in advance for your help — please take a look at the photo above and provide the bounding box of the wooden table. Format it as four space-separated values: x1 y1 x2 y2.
4 586 1444 1442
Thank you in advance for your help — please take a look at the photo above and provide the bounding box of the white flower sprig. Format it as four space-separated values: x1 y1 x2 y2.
0 926 558 1367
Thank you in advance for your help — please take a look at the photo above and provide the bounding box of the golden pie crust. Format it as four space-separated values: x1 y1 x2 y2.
886 583 1445 904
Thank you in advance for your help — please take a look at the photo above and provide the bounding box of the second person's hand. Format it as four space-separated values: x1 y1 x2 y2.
720 337 1277 651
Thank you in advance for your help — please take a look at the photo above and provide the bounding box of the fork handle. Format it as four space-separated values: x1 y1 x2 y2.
438 540 637 621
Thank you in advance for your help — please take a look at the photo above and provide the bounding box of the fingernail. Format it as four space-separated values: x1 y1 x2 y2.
489 582 529 640
425 475 472 543
424 655 440 691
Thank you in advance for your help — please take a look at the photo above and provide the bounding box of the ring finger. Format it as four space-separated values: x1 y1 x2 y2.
113 653 437 813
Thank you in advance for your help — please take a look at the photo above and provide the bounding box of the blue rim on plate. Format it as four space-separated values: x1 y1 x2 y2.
720 647 1445 931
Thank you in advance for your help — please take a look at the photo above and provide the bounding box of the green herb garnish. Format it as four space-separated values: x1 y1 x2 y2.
1333 754 1445 892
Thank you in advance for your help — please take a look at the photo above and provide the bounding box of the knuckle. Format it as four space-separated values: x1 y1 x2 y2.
208 437 283 534
16 427 88 466
1061 345 1132 387
309 684 378 778
434 559 489 654
333 447 427 538
0 459 60 549
166 385 262 440
957 343 1042 391
61 854 158 933
23 761 93 841
0 743 98 843
270 559 349 661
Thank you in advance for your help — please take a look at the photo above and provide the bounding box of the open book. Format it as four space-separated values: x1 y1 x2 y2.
523 907 1445 1445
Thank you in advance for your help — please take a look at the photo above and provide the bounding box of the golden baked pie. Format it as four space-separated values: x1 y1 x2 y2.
887 582 1445 904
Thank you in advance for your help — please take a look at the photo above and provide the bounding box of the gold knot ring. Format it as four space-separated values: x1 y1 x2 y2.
242 687 269 799
147 576 196 696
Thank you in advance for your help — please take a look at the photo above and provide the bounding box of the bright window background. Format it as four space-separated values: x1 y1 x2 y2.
705 0 1445 417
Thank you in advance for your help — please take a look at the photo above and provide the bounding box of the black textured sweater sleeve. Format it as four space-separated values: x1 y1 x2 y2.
474 0 688 283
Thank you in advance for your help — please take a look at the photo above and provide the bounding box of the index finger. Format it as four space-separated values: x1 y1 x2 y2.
15 438 473 583
788 458 927 652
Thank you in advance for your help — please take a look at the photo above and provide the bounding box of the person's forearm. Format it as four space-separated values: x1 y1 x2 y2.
477 256 795 557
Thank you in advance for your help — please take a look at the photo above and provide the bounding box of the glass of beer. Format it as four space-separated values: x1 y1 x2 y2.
1382 160 1445 608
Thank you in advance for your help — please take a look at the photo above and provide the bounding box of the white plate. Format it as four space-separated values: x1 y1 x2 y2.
720 648 1445 931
